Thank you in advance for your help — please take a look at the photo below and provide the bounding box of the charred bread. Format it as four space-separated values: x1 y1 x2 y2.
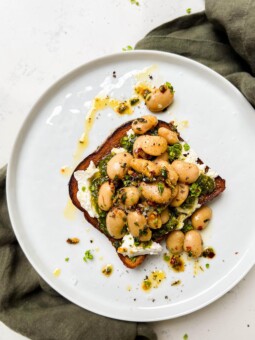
69 117 226 268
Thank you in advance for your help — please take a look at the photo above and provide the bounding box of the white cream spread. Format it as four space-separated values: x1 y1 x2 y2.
180 142 218 178
111 147 126 154
205 168 218 179
117 234 162 257
126 128 134 137
74 161 99 218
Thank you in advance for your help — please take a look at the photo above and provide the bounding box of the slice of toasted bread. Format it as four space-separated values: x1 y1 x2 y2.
69 120 225 268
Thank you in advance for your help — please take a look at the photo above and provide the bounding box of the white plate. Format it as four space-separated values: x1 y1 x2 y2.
7 51 255 322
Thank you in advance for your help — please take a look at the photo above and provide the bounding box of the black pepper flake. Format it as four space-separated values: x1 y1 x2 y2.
90 240 93 243
165 295 168 299
113 71 116 78
149 75 153 80
134 298 136 301
152 299 155 302
247 324 250 327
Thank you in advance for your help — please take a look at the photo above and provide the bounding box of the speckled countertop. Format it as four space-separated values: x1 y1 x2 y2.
1 1 254 339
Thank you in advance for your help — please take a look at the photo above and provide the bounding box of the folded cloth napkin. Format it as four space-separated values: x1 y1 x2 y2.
136 0 255 107
0 166 156 340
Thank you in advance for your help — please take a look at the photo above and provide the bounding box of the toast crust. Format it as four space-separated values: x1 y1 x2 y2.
69 120 226 268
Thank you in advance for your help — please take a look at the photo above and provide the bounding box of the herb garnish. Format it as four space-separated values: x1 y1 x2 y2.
183 143 190 151
189 174 215 198
168 143 182 162
165 81 175 93
83 250 94 262
158 182 165 195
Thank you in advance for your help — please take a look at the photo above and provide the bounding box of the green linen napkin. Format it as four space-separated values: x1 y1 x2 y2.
0 166 156 340
136 0 255 107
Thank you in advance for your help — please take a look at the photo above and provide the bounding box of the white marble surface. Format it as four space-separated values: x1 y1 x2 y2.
0 0 254 339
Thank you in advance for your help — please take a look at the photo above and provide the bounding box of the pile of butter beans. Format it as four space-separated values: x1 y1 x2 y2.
97 109 212 258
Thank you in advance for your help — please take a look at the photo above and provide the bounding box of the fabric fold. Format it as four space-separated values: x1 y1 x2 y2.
136 0 255 107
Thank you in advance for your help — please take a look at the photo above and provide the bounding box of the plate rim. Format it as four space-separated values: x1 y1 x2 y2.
6 50 255 322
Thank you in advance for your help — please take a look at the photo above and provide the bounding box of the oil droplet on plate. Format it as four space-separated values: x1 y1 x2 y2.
60 165 73 177
102 264 113 277
64 199 77 220
193 260 205 276
171 279 181 286
126 285 132 292
134 64 158 83
169 254 185 272
141 270 166 292
53 268 61 277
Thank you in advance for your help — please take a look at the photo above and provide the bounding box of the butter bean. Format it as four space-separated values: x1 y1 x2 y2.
107 152 133 180
154 159 178 185
146 85 174 112
160 208 170 224
191 206 212 230
132 115 158 135
133 136 150 159
147 211 162 229
106 208 127 239
118 186 140 208
158 127 179 145
140 182 172 204
130 158 160 178
166 231 185 254
127 211 147 238
139 228 152 242
172 160 200 184
140 135 168 156
98 181 115 211
154 151 169 162
170 183 189 207
183 230 203 258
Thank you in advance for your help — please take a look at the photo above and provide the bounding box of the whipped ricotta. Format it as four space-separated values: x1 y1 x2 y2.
126 128 134 137
180 142 218 177
74 161 99 218
117 234 162 257
111 147 126 154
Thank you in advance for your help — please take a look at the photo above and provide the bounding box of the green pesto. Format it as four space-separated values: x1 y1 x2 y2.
195 174 215 195
120 133 137 153
89 154 113 235
152 215 178 239
189 174 215 200
181 223 194 233
180 195 197 210
168 143 182 162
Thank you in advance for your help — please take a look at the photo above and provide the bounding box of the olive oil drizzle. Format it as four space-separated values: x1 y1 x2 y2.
73 97 133 162
141 270 166 292
64 199 77 220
